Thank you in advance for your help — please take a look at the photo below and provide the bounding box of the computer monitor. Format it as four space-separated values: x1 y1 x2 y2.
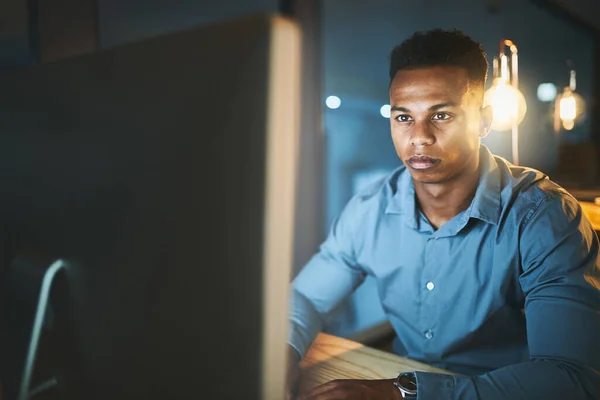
0 13 300 400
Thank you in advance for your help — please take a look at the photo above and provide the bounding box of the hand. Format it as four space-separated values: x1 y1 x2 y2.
286 345 302 400
297 378 403 400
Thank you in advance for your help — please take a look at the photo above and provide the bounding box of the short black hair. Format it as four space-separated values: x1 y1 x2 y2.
389 29 488 86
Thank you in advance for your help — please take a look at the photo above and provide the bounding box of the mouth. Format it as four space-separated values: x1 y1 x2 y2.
406 155 441 170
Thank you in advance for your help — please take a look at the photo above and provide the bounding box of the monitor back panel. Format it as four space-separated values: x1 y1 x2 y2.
0 14 300 400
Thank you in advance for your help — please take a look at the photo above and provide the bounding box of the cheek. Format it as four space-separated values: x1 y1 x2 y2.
390 127 406 153
441 121 479 147
431 129 474 163
390 123 409 141
446 135 480 165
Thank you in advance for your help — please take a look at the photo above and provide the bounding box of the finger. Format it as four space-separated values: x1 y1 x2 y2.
298 389 344 400
297 384 329 399
297 382 340 400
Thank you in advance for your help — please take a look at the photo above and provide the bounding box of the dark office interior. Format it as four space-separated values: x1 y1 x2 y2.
1 0 600 399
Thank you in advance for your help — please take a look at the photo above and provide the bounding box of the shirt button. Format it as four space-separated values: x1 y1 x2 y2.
426 282 435 291
425 330 434 339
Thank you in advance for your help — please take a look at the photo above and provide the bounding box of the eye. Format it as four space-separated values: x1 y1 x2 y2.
431 112 451 121
395 114 413 122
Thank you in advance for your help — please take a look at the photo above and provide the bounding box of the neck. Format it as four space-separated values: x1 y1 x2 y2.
414 156 480 230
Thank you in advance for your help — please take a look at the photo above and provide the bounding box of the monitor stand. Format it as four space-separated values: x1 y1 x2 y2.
4 257 67 400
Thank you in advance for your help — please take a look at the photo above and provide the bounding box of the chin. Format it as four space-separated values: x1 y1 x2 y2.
409 170 448 185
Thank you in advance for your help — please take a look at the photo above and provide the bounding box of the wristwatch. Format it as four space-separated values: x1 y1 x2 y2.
393 371 417 399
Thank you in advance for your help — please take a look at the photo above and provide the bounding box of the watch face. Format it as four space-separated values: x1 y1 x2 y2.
399 373 417 392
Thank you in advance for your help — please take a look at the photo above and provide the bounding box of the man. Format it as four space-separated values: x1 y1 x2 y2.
286 29 600 399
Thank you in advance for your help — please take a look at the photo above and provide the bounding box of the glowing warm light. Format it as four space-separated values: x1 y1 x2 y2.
380 104 391 118
483 78 527 131
557 88 585 131
562 119 575 131
559 93 577 121
554 69 586 132
325 95 341 109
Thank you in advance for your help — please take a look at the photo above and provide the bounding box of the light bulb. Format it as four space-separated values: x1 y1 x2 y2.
559 93 576 130
562 119 575 131
483 78 527 131
559 93 577 120
556 88 585 131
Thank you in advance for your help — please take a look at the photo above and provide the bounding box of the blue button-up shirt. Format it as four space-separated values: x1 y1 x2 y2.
289 146 600 399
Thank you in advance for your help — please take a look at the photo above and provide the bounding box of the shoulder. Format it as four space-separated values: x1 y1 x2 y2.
494 156 591 231
494 155 579 225
342 164 406 217
333 165 406 240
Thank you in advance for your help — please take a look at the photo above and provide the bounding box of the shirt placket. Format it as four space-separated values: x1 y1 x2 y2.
421 234 438 346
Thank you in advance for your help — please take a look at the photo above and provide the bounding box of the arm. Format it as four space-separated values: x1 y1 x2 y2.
415 193 600 399
288 197 367 358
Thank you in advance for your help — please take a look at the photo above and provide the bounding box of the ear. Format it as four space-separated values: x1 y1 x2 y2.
479 105 493 138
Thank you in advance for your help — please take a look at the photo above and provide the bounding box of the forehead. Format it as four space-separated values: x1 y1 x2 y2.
389 66 472 105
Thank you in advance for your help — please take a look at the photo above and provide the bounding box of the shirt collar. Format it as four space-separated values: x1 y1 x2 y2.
467 145 502 225
385 145 502 226
385 165 418 228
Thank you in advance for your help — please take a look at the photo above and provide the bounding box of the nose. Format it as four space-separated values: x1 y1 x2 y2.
410 121 435 147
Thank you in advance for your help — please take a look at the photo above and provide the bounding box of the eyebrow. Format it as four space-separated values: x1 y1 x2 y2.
391 102 458 113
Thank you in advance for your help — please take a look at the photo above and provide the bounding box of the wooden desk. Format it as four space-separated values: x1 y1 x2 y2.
580 201 600 232
299 333 451 393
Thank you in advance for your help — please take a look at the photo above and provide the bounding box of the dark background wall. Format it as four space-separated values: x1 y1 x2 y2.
1 0 599 338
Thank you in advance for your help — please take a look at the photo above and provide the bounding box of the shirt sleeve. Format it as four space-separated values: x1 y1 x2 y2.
415 192 600 399
288 196 367 357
